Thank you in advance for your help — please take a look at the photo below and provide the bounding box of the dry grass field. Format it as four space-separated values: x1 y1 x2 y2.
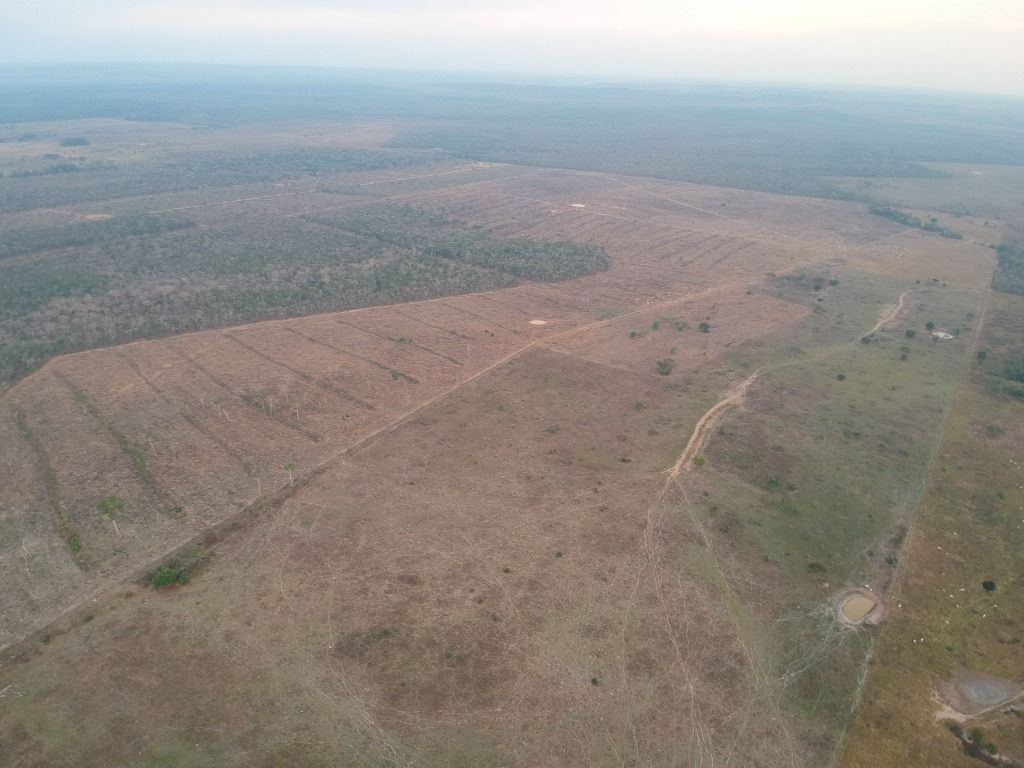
0 130 1015 767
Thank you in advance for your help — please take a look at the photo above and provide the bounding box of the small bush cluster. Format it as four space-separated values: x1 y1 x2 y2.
148 546 207 589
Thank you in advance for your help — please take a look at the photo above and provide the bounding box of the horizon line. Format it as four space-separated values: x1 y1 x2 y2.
2 60 1023 102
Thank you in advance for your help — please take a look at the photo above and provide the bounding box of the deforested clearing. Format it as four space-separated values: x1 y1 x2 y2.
1 104 1021 768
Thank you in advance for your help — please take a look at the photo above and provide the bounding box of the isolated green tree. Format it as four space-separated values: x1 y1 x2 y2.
96 495 124 516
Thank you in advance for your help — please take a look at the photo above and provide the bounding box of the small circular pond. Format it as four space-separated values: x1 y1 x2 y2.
841 595 878 623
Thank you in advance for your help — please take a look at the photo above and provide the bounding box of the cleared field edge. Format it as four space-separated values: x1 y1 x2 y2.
0 280 544 399
8 404 83 565
0 277 776 658
53 372 184 519
0 157 921 402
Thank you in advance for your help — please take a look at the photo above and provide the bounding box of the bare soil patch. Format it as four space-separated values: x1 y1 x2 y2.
940 672 1024 719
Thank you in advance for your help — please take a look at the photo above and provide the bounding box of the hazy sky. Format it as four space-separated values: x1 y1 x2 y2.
3 0 1023 95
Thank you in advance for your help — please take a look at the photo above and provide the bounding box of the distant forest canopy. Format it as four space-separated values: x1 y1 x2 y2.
1 64 1021 388
0 148 440 213
2 65 1024 198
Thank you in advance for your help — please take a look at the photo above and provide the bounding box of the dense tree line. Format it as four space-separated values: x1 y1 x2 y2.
427 238 608 281
307 203 609 282
868 205 962 239
6 162 83 178
993 242 1024 296
0 132 39 143
0 213 189 259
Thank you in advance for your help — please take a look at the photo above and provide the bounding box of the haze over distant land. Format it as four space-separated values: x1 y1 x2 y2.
2 0 1023 96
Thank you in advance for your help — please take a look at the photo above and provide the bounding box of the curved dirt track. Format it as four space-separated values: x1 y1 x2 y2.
669 371 760 477
668 288 912 479
641 287 922 765
868 290 910 334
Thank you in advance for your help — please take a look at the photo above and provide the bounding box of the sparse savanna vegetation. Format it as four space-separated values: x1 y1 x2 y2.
843 290 1024 768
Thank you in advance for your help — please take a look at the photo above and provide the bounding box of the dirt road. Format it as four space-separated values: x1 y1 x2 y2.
668 288 912 479
868 290 910 334
669 371 760 477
